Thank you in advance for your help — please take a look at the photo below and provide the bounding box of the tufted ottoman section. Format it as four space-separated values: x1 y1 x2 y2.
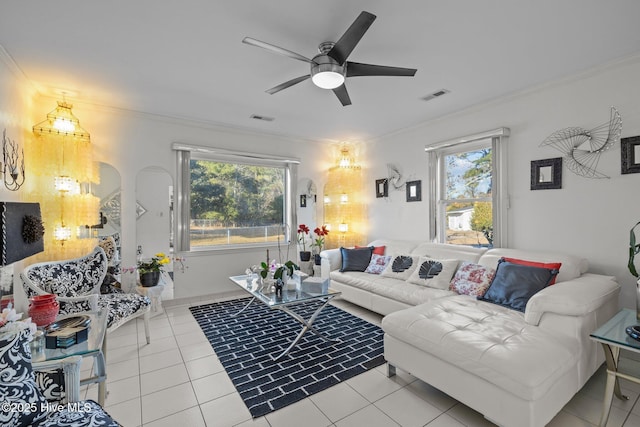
381 295 580 401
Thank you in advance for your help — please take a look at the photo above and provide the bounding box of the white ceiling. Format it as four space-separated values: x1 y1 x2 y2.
2 1 640 143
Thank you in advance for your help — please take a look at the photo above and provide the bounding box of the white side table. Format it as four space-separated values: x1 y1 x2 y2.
136 283 166 315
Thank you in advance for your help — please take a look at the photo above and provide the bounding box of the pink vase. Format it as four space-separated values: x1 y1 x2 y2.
28 294 60 327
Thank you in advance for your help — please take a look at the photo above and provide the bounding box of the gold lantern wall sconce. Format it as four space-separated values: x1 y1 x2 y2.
2 129 25 191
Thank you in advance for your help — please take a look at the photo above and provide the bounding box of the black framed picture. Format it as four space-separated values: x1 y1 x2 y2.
375 179 388 198
621 136 640 174
531 158 562 190
406 180 422 202
300 195 307 207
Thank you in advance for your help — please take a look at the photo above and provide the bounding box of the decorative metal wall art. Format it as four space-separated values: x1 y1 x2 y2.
2 129 25 191
386 163 406 190
540 107 622 179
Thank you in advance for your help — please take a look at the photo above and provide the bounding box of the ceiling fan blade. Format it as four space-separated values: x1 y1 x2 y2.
328 11 376 64
266 75 311 94
346 62 417 77
332 84 352 106
242 37 315 64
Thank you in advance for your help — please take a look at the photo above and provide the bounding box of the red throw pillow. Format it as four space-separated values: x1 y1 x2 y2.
502 257 562 285
356 245 386 255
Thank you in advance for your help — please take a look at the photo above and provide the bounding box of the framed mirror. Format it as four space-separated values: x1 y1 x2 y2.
406 180 422 202
531 157 562 190
375 179 388 198
621 136 640 174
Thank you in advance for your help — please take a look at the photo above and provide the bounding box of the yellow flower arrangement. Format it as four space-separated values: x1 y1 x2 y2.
138 252 170 274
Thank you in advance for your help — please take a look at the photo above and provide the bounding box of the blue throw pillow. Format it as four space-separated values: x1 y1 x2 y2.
480 259 559 312
340 246 374 272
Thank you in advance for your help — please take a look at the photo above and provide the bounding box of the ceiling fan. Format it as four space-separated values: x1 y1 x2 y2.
242 11 417 106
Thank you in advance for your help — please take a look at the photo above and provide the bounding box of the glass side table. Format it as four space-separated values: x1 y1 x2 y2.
589 308 640 427
31 310 108 406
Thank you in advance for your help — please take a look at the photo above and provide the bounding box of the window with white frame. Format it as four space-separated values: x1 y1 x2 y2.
426 128 509 248
173 144 299 251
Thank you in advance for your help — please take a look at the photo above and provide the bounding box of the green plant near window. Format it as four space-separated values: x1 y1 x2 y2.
630 221 640 278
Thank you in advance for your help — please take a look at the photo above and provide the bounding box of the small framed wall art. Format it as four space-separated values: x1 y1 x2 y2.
531 157 562 190
406 180 422 202
300 194 307 207
621 136 640 174
375 179 388 198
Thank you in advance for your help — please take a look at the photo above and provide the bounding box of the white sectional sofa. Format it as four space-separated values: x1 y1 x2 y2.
320 239 620 427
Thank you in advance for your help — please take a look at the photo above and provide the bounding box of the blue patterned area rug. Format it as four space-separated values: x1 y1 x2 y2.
189 297 385 418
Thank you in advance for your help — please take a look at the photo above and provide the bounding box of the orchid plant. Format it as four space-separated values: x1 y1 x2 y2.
312 225 330 252
297 224 310 252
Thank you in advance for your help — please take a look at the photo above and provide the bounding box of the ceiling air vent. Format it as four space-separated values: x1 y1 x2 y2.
250 114 274 122
422 89 450 102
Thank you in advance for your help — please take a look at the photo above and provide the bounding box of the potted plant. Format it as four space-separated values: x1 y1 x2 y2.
138 252 170 287
259 259 299 296
297 224 311 261
312 225 330 265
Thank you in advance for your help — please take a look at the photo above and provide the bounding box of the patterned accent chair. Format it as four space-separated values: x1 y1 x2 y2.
0 326 121 426
21 246 152 344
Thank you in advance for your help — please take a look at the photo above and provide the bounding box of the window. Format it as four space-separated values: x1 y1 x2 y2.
173 144 299 251
426 128 509 248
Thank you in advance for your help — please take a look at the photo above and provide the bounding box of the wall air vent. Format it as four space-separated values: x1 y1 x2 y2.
250 114 275 122
421 89 450 102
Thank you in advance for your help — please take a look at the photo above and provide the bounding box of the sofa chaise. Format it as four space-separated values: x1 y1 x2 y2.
320 239 620 427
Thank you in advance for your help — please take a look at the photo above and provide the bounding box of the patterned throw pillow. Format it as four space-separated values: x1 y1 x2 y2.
380 255 420 280
449 261 496 297
407 257 460 289
365 254 392 274
0 327 48 427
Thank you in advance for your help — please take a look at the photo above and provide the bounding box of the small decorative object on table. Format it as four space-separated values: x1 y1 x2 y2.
28 294 59 327
259 259 300 294
138 252 170 287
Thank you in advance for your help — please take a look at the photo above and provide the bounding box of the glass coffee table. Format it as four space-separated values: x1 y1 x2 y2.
31 310 108 405
229 274 341 361
589 308 640 427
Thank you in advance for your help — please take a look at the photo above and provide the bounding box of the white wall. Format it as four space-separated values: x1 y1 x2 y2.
367 55 640 309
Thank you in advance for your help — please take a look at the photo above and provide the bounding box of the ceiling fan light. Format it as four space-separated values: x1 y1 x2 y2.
312 70 345 89
311 58 345 89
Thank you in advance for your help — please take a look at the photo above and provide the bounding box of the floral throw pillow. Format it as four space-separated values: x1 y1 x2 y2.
449 261 496 297
365 254 392 274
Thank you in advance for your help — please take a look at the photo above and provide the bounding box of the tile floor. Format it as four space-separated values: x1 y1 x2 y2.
81 294 640 427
